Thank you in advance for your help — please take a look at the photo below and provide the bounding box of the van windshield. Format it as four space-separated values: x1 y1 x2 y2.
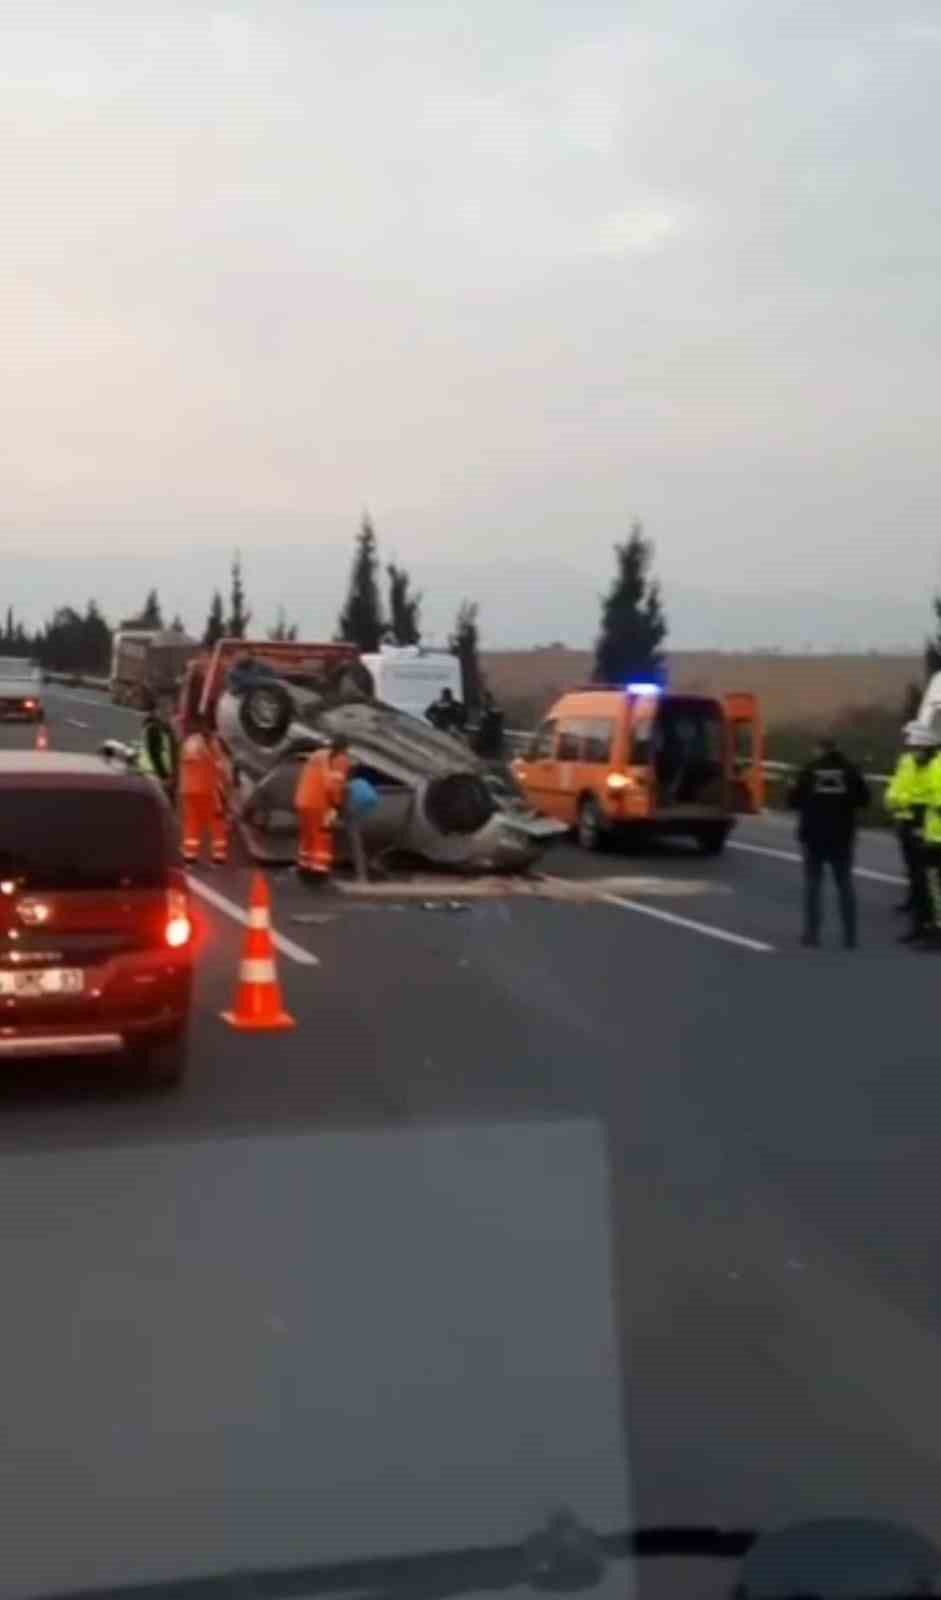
0 788 171 889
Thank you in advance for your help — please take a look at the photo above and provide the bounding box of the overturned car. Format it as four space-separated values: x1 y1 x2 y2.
189 641 566 872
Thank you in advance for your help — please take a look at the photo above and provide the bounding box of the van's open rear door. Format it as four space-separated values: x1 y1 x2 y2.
725 693 764 813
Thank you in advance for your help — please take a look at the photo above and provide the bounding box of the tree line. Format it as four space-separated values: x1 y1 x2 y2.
18 512 941 725
333 514 672 705
335 517 484 704
2 514 678 699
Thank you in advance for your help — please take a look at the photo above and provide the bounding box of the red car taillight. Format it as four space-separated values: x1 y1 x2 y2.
165 886 192 948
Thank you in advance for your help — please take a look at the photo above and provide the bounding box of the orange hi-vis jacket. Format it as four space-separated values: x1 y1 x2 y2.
179 732 217 799
295 749 350 825
210 734 233 808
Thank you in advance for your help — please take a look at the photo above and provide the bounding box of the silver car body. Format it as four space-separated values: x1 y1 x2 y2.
214 677 565 871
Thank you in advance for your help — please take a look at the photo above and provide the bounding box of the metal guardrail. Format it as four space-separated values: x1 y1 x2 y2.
45 672 110 690
763 759 889 787
39 691 894 790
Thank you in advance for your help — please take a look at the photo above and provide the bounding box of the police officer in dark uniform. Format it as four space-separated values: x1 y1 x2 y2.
473 690 505 759
788 733 870 949
425 687 466 735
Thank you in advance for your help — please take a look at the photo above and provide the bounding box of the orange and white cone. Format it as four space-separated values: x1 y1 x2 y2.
221 873 296 1032
35 723 49 751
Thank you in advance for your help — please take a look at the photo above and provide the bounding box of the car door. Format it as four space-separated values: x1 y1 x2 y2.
520 718 560 816
724 693 764 813
553 719 585 825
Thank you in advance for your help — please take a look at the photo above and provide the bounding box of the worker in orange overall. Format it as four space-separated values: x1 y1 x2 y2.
179 714 231 867
295 734 350 878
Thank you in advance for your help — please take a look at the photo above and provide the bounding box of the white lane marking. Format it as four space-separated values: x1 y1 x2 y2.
730 840 904 886
185 875 320 966
602 893 774 954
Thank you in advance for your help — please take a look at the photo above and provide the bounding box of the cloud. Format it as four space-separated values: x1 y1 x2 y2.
0 1 936 648
586 205 694 257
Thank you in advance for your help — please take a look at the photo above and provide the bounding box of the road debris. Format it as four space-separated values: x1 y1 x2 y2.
336 872 726 905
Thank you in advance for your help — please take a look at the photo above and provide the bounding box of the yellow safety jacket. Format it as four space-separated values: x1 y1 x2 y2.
921 754 941 845
885 753 934 820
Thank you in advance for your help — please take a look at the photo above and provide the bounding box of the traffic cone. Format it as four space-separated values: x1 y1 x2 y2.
221 873 296 1032
35 722 49 751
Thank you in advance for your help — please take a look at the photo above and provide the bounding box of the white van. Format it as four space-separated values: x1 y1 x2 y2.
360 646 462 721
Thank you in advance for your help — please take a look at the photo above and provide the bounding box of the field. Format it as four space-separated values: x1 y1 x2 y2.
483 648 921 738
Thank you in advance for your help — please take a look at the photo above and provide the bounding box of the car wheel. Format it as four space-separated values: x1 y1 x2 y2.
339 661 375 699
577 796 607 852
324 661 375 702
141 1032 189 1090
695 823 730 856
240 683 294 747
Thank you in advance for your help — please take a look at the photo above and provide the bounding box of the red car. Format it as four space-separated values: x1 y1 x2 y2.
0 753 194 1084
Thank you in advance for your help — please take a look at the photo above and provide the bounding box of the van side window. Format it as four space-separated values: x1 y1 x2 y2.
529 718 557 759
582 718 614 763
556 722 582 761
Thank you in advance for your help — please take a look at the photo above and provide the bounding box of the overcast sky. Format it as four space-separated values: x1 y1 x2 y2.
2 1 939 648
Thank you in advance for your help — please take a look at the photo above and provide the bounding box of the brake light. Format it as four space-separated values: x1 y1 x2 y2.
165 887 192 948
607 773 631 791
23 700 36 710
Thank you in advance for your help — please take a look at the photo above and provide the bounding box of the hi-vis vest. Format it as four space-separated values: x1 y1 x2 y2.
922 754 941 844
295 750 350 824
885 753 934 821
137 725 174 781
179 732 216 798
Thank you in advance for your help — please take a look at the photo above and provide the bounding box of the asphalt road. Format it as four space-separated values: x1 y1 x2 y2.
3 686 941 1598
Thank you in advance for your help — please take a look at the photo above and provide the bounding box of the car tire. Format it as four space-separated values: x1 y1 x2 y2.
326 661 375 701
577 796 607 852
240 683 294 747
695 823 730 856
141 1032 189 1090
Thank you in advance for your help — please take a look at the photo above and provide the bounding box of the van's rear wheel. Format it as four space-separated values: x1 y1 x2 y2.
695 823 730 856
577 797 607 852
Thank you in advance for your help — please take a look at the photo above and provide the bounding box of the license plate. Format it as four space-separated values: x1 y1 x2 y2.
0 968 85 998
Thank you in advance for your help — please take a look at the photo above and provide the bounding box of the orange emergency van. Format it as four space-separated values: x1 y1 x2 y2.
513 684 763 854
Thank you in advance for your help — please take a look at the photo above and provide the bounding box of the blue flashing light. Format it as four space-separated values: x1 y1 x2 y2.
626 681 662 696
